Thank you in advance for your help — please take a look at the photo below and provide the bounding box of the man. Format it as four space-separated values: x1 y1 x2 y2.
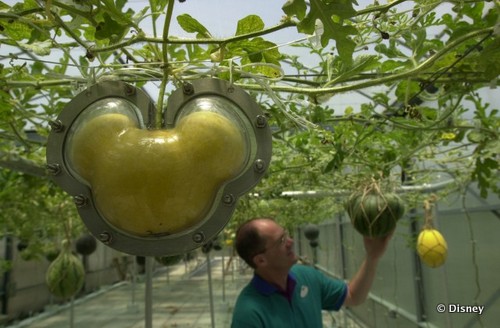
231 217 393 328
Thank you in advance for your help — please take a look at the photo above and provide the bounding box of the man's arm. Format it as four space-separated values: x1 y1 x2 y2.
343 232 393 307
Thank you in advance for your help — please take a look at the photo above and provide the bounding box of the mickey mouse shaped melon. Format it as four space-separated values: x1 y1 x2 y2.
67 98 247 237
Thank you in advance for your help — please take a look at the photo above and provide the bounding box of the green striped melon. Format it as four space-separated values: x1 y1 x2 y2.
45 240 85 299
155 255 183 266
345 189 405 238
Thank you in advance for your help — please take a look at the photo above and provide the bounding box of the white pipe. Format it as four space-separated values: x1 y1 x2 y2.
280 179 457 198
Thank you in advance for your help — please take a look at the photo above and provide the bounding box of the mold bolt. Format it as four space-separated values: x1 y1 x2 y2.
255 115 267 128
124 84 136 96
49 120 64 133
254 159 266 173
73 194 88 208
223 194 235 206
99 232 112 244
193 232 205 244
182 83 194 95
46 163 61 176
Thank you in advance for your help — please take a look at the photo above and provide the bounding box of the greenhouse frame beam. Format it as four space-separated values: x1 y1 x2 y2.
0 155 46 177
280 179 457 199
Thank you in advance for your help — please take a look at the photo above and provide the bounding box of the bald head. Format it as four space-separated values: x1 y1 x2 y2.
235 218 275 268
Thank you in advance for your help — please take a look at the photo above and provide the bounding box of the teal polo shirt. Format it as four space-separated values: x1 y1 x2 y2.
231 264 347 328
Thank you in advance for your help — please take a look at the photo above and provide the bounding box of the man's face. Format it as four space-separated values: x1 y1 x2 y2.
255 220 297 270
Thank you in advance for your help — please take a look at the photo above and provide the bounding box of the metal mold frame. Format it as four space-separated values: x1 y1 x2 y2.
46 79 272 256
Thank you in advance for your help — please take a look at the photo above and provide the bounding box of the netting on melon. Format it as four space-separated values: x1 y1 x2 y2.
345 180 405 238
416 197 448 268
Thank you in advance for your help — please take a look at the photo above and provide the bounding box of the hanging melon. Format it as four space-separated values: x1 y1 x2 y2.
417 228 448 268
155 255 183 266
75 233 97 256
345 181 405 238
45 239 85 299
416 199 448 268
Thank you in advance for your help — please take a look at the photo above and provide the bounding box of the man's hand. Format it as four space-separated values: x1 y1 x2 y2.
363 230 394 261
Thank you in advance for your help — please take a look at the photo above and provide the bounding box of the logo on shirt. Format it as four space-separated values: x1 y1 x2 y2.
300 285 309 298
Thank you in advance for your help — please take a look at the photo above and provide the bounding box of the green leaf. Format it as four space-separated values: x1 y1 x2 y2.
177 14 212 39
419 106 438 121
379 59 407 73
324 142 345 173
325 0 357 18
237 38 280 62
329 55 380 84
296 0 358 64
460 1 485 25
149 0 168 24
229 37 282 78
236 15 265 36
18 40 53 56
30 61 44 75
394 80 421 103
477 36 500 80
297 0 357 32
472 155 498 198
10 0 39 12
403 28 428 60
282 0 307 20
1 20 32 41
95 13 127 41
375 41 408 59
332 24 357 64
100 0 134 25
242 61 282 79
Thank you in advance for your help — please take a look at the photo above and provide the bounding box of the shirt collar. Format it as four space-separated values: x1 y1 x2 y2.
251 271 297 297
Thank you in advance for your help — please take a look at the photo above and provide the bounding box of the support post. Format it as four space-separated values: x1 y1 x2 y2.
206 252 216 328
145 256 153 328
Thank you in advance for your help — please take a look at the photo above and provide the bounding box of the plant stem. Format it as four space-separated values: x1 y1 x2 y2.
423 199 433 227
3 27 493 99
51 0 98 25
89 21 296 54
156 0 175 129
238 27 494 95
49 10 90 53
356 0 408 16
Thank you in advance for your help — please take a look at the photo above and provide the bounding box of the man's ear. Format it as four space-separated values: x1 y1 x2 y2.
253 253 266 268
